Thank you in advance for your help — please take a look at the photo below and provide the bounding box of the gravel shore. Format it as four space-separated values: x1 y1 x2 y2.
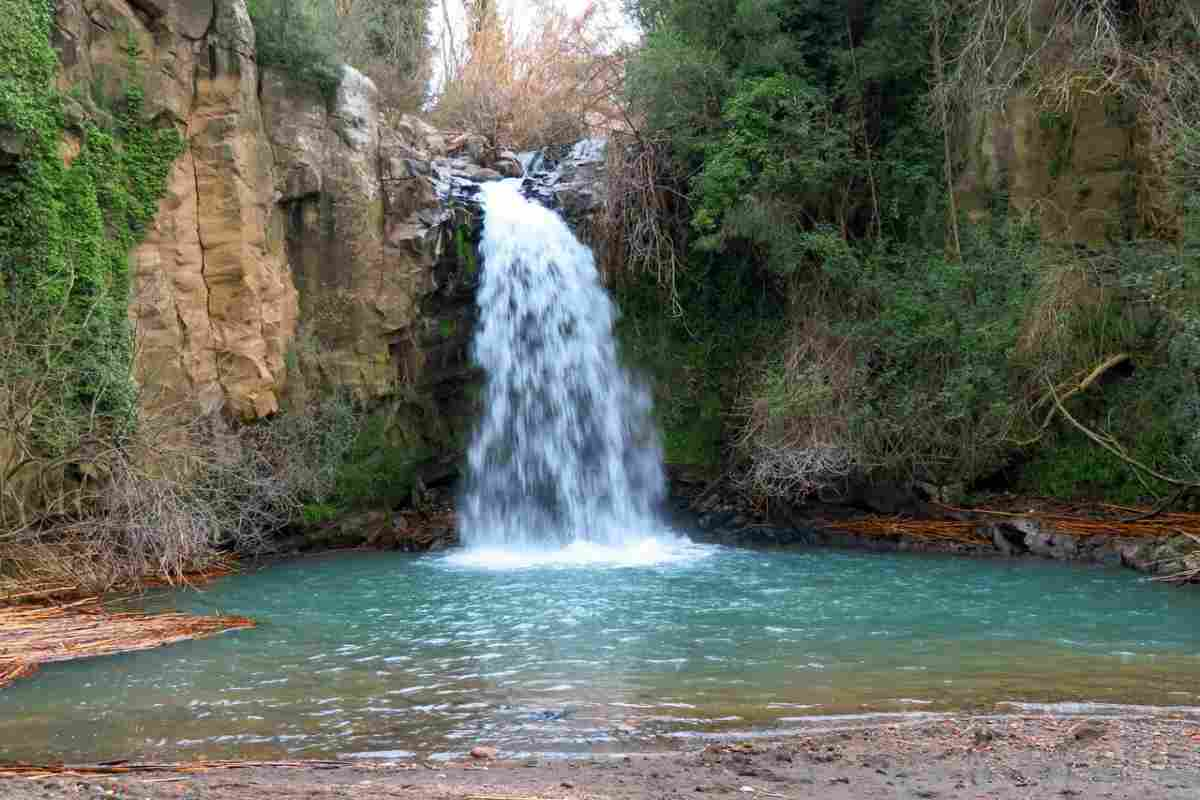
4 714 1198 799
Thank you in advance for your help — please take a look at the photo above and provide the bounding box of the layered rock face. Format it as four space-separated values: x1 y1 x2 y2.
260 70 468 404
957 94 1152 246
47 0 614 502
48 0 505 429
56 0 297 419
953 14 1174 248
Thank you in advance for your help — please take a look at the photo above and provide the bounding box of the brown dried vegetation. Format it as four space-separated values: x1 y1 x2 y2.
431 0 627 150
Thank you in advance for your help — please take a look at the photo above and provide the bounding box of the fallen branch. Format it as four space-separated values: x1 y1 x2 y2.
1119 487 1191 523
1046 377 1200 490
1015 354 1131 446
0 760 349 778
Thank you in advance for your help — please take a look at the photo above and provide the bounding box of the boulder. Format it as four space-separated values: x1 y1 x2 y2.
448 133 489 163
1025 528 1080 560
495 150 523 178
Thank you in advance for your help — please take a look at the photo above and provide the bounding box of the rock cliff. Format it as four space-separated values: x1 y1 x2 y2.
45 0 621 509
953 12 1176 247
57 0 297 419
48 0 505 436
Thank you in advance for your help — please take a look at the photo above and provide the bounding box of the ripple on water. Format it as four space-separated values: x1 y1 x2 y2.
0 547 1199 762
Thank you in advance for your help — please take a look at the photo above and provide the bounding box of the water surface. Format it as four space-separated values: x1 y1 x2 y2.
2 546 1199 762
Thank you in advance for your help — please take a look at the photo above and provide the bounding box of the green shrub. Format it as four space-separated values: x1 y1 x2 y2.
301 502 342 525
615 256 786 472
331 411 429 509
247 0 342 100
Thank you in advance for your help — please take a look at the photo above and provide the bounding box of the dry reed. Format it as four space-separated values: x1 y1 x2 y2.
0 597 254 690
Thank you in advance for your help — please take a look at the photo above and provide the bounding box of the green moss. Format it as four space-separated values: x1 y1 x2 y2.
0 0 184 449
1020 435 1155 504
331 409 431 509
455 224 477 276
661 388 723 468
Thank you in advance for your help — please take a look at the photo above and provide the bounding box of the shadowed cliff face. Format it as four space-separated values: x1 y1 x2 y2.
957 93 1159 245
952 16 1177 248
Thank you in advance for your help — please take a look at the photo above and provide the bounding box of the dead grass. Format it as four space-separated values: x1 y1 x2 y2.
733 318 860 500
0 406 299 597
1017 261 1105 361
598 135 686 310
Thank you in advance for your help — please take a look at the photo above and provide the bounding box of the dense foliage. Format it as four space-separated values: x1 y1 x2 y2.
248 0 432 108
0 0 183 458
620 0 1200 504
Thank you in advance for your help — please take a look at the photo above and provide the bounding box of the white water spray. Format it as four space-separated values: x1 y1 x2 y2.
457 180 692 565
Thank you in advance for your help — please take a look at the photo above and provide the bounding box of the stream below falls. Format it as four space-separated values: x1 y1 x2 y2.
1 544 1199 762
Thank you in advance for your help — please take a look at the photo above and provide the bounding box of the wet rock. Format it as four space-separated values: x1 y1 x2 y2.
470 746 498 760
972 725 997 746
1068 719 1107 743
991 518 1039 556
451 163 503 182
448 133 489 163
518 138 607 226
495 150 523 177
1026 529 1079 559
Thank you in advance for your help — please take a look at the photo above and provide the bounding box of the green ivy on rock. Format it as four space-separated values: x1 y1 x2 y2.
0 0 184 451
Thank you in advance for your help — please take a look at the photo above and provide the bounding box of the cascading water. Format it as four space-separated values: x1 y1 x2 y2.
457 180 684 563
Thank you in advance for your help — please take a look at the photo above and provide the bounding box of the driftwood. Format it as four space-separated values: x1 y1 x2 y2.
836 506 1200 546
1150 532 1200 585
0 559 238 606
0 598 254 689
1013 353 1132 447
0 760 349 778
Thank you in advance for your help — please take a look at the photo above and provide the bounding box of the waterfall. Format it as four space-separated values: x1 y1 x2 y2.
458 180 678 560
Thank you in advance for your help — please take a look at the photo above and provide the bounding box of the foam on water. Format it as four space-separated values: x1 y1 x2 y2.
459 180 681 558
443 532 714 570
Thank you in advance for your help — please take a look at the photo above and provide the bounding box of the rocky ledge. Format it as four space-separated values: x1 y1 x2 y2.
676 483 1199 583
